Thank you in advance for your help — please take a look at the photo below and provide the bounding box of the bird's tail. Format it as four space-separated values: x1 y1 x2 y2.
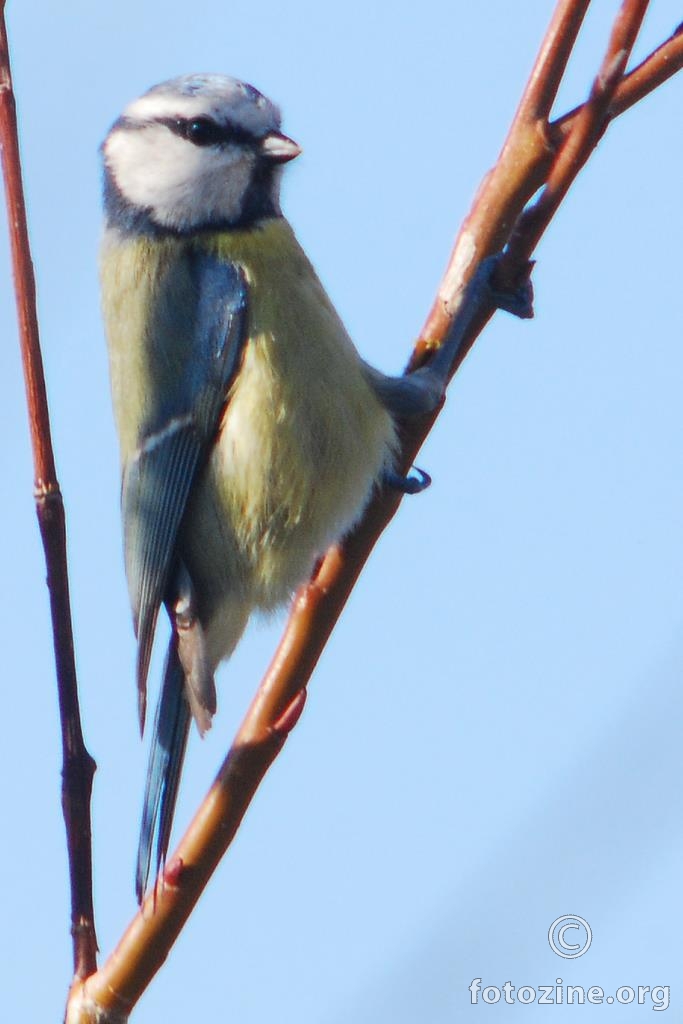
136 637 191 903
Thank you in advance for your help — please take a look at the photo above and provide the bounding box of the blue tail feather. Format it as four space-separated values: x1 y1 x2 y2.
136 639 191 903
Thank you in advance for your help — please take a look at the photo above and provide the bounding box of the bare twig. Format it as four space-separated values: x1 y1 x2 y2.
0 2 97 980
506 0 650 264
560 18 683 125
513 0 591 124
65 0 683 1019
409 0 595 368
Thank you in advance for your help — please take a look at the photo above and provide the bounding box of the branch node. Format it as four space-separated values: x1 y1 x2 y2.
162 855 186 890
271 688 307 737
599 48 628 92
33 478 62 504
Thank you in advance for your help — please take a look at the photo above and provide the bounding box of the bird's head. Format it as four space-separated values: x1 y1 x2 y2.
102 74 301 234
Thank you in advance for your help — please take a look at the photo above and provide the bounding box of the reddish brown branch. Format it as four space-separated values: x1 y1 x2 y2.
513 0 591 125
413 0 683 373
507 0 649 264
408 2 594 369
0 4 97 980
67 499 413 1022
65 1 683 1019
560 19 683 126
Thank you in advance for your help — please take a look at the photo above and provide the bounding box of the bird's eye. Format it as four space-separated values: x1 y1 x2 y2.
177 117 224 147
166 116 255 149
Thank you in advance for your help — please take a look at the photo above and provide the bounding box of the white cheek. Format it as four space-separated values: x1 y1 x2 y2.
106 127 184 209
105 128 255 229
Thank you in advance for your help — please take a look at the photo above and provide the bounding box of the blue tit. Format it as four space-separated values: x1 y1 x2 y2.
100 74 446 902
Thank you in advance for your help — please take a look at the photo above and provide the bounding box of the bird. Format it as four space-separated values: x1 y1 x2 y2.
100 74 454 902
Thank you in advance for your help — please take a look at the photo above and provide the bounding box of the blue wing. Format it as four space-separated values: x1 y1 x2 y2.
123 426 201 730
122 250 248 731
122 251 247 900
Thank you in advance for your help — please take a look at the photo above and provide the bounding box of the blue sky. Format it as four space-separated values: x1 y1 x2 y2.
1 2 681 1020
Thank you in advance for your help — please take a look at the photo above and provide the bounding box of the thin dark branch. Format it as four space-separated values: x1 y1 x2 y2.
0 3 97 980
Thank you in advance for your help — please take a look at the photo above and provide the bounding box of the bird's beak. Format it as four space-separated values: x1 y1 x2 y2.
260 132 302 164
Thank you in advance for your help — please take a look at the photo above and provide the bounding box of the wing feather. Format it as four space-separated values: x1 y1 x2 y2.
121 250 247 731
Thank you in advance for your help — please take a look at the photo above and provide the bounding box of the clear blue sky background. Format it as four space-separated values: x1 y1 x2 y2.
1 2 681 1020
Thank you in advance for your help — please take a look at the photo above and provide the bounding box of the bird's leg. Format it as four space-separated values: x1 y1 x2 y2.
372 253 533 494
170 561 215 735
372 253 534 420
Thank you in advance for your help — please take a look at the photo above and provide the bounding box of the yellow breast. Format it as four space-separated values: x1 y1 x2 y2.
101 219 397 633
200 220 397 607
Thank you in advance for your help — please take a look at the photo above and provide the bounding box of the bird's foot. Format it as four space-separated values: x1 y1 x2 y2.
385 466 432 495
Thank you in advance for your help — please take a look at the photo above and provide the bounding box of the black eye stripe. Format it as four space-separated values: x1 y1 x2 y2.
162 116 256 148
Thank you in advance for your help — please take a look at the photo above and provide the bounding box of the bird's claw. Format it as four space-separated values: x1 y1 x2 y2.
385 466 432 495
483 253 535 320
